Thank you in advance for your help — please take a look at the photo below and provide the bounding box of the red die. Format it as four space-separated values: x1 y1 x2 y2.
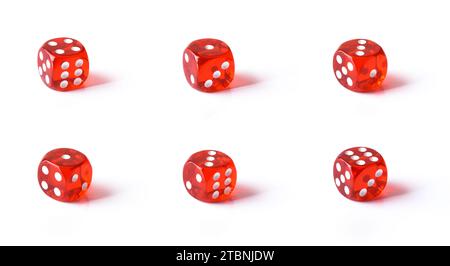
333 147 387 201
183 150 237 202
37 37 89 91
183 39 235 92
333 39 387 92
38 148 92 202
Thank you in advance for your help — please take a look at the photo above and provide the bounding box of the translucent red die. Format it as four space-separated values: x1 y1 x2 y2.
37 37 89 91
333 147 387 201
183 150 237 202
333 39 387 92
183 39 235 92
38 148 92 202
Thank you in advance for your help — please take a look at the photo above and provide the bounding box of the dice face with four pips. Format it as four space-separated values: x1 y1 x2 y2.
38 148 92 202
333 39 387 92
32 35 395 206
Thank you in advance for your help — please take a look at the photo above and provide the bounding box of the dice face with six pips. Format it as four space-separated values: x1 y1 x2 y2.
32 35 396 206
183 150 237 202
333 147 387 201
183 39 235 92
37 37 89 91
38 148 92 202
333 39 387 92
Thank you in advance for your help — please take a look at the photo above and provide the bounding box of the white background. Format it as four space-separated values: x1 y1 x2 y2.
0 0 449 245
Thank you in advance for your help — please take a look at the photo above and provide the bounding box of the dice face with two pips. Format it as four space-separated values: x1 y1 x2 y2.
32 35 395 207
183 150 237 203
334 147 387 201
38 148 92 202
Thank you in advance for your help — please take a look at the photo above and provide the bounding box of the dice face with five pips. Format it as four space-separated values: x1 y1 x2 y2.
334 147 387 201
37 37 89 91
33 35 395 206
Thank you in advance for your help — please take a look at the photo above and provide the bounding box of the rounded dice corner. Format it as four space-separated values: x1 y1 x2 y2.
333 39 388 93
38 148 92 202
334 147 388 202
183 39 235 93
183 150 237 203
37 37 90 92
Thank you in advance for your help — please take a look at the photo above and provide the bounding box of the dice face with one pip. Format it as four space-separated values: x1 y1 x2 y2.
333 147 387 201
183 150 237 202
183 39 235 92
38 37 89 91
38 148 92 202
333 39 387 92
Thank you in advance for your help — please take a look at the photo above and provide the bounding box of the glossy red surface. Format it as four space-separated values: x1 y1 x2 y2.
333 39 387 92
183 150 236 202
183 39 235 92
37 37 89 91
38 148 92 202
333 147 387 201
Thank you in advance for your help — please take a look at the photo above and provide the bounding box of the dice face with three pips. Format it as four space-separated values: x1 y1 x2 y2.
333 39 387 92
33 35 394 206
334 147 387 201
183 39 235 92
37 37 89 91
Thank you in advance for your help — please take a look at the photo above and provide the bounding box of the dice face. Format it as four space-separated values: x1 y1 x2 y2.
333 147 387 201
333 39 387 92
37 37 89 91
38 148 92 202
183 150 237 202
183 39 235 92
